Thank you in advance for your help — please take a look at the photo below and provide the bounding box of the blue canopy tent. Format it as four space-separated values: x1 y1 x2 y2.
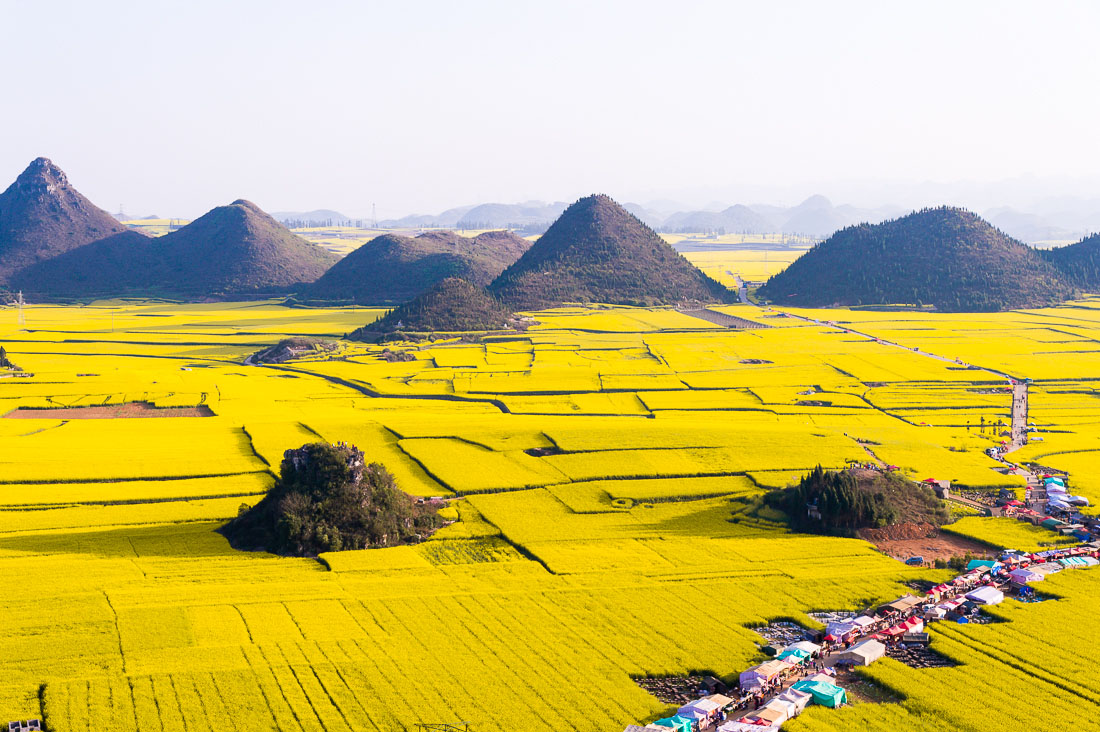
652 715 693 732
778 647 811 663
790 680 847 708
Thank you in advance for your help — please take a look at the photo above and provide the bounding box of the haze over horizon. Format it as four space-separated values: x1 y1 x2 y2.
3 0 1100 220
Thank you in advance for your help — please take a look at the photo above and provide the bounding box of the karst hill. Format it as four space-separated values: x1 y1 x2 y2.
1042 233 1100 290
16 199 338 299
302 229 531 304
489 194 733 310
757 206 1076 312
350 277 517 340
0 157 130 283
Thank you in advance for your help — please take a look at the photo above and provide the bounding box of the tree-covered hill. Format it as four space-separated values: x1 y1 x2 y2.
222 442 442 556
757 207 1076 312
302 230 531 305
15 199 337 299
350 277 517 340
489 194 733 310
1041 233 1100 291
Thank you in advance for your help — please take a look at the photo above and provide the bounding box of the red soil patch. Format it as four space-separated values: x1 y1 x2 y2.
2 401 212 419
859 521 995 564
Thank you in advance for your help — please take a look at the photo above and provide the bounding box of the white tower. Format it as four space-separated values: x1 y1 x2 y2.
16 291 26 326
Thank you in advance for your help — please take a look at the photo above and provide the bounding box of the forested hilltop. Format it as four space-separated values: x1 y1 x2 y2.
758 207 1076 312
490 194 733 310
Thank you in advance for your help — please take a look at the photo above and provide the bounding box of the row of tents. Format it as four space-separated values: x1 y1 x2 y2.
1043 476 1090 511
623 500 1100 732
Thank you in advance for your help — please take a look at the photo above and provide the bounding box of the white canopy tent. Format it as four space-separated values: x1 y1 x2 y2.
718 723 780 732
788 640 822 655
837 638 887 666
677 698 721 720
966 586 1005 605
777 688 812 715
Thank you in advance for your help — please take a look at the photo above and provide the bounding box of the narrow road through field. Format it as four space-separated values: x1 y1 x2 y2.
734 274 751 304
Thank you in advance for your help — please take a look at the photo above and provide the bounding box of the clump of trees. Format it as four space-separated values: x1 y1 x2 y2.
766 465 948 536
223 442 443 556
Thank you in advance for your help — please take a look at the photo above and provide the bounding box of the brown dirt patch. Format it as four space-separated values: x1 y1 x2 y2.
3 401 212 419
859 521 995 563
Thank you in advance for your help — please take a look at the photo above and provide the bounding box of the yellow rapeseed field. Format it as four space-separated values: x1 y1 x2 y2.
1 292 1099 730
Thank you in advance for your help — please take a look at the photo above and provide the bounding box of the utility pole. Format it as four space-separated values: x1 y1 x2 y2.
16 291 26 327
372 203 377 229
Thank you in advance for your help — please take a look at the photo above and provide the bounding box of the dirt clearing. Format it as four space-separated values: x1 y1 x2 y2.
859 521 995 563
2 401 212 419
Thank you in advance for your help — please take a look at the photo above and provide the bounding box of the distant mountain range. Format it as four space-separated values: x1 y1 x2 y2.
359 196 1100 243
375 196 905 238
378 201 569 233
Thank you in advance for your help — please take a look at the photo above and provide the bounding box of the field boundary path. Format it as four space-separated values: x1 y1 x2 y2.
743 299 1045 503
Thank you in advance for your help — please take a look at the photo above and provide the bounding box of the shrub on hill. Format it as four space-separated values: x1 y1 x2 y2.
757 207 1076 312
766 466 949 536
489 194 733 310
222 442 443 556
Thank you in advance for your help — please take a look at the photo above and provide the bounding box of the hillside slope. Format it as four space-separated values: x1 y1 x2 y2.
489 194 733 310
303 230 530 305
1042 233 1100 290
0 158 130 283
757 207 1075 312
16 200 337 299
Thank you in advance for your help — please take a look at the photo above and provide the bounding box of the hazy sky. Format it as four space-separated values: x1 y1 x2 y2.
3 0 1100 218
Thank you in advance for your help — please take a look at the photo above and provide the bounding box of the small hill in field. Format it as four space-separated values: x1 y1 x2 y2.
489 194 733 310
1041 233 1100 290
222 442 443 556
350 277 517 340
765 466 950 537
302 229 531 305
757 207 1075 312
16 199 337 299
0 157 130 283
